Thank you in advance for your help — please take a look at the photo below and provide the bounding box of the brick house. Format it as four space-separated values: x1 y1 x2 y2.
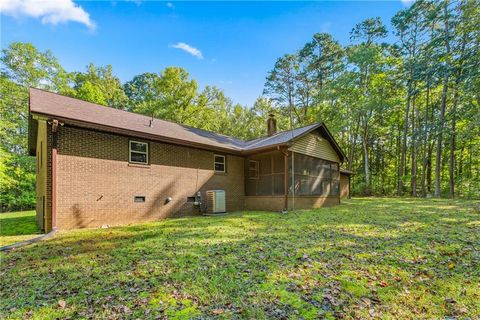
28 88 351 231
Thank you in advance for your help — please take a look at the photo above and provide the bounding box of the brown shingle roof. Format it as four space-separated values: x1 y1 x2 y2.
29 88 346 160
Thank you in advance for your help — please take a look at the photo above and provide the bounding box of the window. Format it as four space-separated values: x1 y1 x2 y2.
134 196 145 203
214 154 225 173
129 140 148 164
248 160 259 179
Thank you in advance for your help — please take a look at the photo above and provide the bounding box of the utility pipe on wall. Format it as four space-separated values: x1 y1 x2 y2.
50 119 63 231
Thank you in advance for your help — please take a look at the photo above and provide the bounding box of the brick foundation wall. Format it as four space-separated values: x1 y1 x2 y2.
340 174 350 199
54 126 245 229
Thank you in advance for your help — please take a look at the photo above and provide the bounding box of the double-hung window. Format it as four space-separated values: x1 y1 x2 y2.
214 154 226 173
129 140 148 164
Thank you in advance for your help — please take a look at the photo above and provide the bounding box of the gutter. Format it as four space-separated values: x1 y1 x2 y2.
31 113 244 156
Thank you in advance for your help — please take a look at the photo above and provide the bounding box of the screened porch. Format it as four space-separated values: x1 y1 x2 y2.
244 150 340 210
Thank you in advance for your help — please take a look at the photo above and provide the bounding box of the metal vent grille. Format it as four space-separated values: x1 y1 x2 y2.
206 190 226 213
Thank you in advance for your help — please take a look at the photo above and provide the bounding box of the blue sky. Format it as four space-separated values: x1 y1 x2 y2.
1 1 409 106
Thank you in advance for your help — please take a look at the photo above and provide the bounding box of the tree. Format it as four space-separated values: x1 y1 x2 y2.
392 1 425 196
129 67 198 123
347 17 389 194
124 72 160 110
299 33 344 90
73 63 128 108
264 54 303 126
1 42 71 92
1 43 72 211
434 0 453 198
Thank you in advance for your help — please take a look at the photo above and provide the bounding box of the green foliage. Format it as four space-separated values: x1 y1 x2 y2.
0 210 40 246
0 43 74 212
263 1 480 198
73 63 128 107
1 198 479 318
0 150 36 212
0 42 71 91
0 77 28 154
74 80 108 105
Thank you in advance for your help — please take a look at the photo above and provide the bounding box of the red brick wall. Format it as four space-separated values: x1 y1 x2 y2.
340 174 350 199
54 126 245 229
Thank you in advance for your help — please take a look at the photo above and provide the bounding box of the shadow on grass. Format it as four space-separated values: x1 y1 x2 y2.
1 199 479 319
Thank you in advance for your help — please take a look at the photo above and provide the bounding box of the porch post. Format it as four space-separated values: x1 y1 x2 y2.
284 150 288 211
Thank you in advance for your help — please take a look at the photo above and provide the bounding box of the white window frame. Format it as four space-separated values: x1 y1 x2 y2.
214 154 226 173
129 140 149 164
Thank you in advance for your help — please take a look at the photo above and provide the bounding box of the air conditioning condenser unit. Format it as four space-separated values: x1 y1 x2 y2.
206 190 226 214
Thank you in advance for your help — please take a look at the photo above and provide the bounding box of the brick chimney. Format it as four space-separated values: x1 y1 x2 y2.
267 112 277 136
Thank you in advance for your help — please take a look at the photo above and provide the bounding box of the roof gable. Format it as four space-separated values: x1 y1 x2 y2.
289 132 340 162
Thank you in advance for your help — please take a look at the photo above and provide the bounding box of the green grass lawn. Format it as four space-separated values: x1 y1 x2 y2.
0 210 41 247
0 198 479 319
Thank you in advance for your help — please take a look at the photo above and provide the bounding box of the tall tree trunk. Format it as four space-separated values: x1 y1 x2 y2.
449 88 459 198
421 85 430 197
435 83 448 198
348 115 360 171
448 31 467 198
363 134 371 195
459 145 464 176
398 89 411 196
427 142 433 193
434 0 451 198
411 96 417 197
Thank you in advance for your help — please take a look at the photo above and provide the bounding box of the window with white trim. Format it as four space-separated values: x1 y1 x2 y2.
214 154 225 173
129 140 148 164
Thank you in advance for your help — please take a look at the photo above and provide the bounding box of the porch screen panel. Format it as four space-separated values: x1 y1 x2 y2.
245 151 286 196
289 153 340 196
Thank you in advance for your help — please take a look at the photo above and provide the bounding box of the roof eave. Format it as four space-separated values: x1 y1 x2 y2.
240 143 291 155
30 111 244 155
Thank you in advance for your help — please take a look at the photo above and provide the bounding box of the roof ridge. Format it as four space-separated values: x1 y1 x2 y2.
243 122 319 143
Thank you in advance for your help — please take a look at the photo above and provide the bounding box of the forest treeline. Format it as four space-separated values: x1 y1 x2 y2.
1 0 479 211
264 0 479 199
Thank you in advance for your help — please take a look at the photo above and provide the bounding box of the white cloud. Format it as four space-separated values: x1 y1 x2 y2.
166 2 174 9
0 0 96 29
401 0 415 6
171 42 203 59
320 22 331 33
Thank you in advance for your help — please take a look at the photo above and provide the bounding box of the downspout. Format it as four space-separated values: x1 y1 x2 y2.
50 119 62 231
